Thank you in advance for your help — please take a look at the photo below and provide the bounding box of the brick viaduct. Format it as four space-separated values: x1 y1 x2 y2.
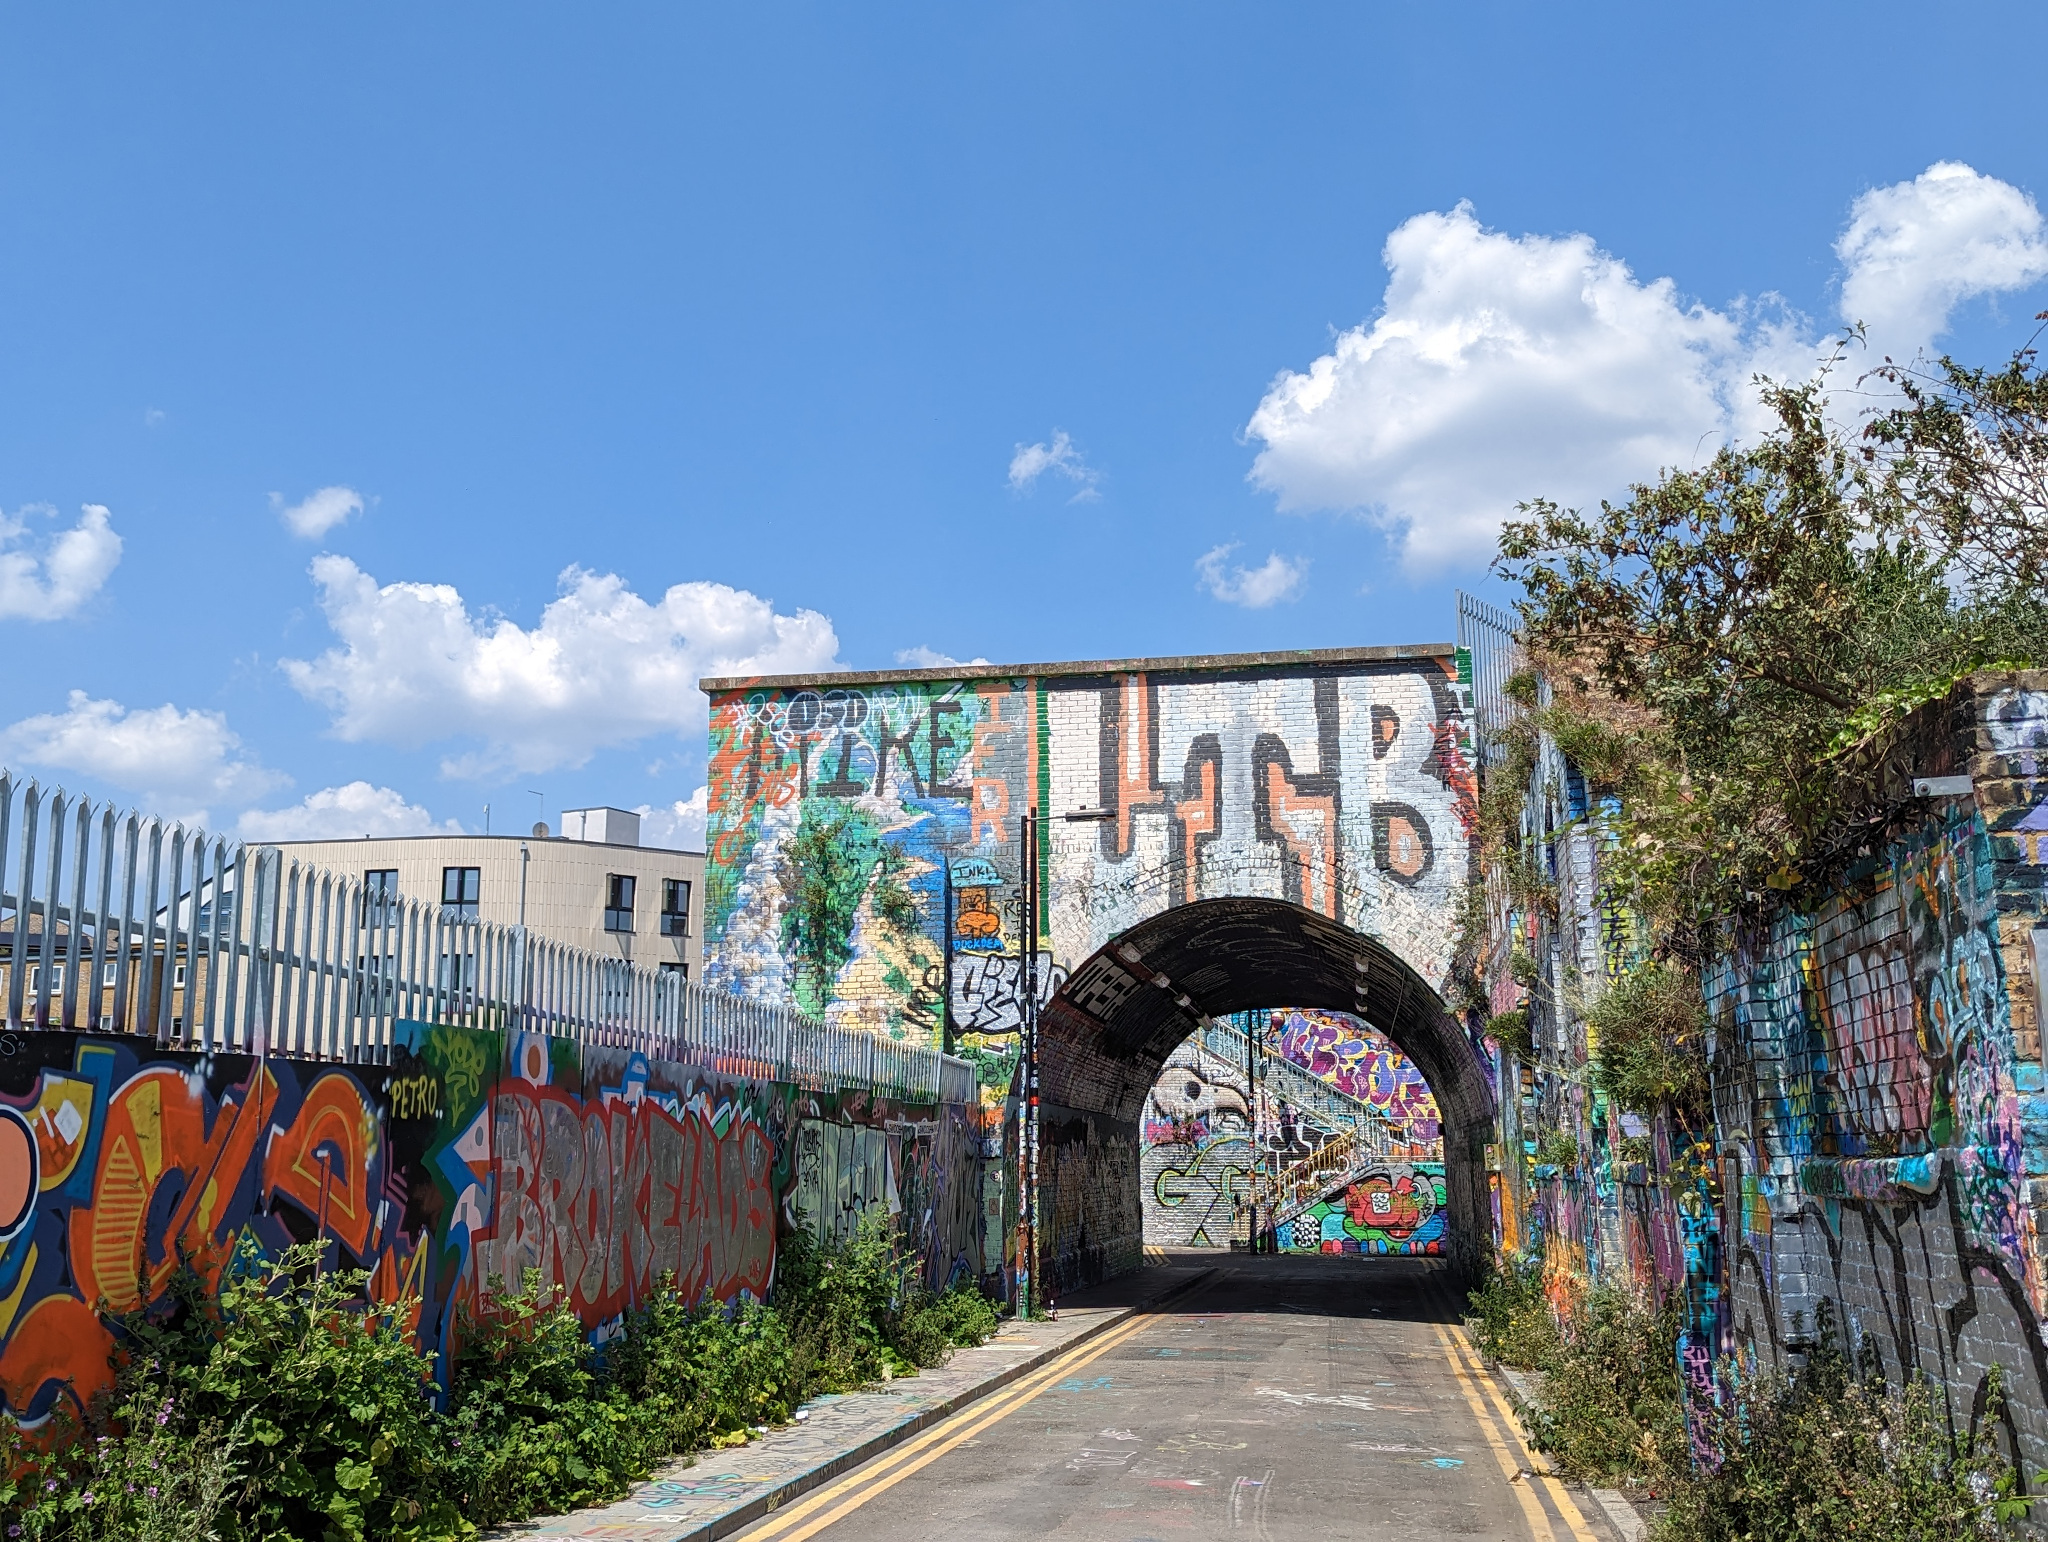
700 644 1489 1286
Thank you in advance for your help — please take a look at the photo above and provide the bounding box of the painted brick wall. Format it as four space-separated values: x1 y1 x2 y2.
702 660 1477 1052
1504 670 2048 1477
0 1022 983 1432
1707 674 2048 1470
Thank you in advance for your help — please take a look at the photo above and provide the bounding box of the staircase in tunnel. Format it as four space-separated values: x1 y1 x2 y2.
1177 1015 1443 1240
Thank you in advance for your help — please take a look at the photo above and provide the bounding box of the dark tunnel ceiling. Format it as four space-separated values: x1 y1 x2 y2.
1041 896 1490 1126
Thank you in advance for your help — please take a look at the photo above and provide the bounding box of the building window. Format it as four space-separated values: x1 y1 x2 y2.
173 963 187 990
364 868 400 924
605 874 636 933
442 866 481 923
661 878 691 937
659 961 689 984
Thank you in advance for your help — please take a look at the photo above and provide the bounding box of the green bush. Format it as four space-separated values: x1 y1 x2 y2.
2 1209 1001 1541
1 1239 464 1542
1467 1254 1559 1371
776 1208 997 1389
443 1273 651 1527
1524 1285 1685 1484
1656 1310 2026 1541
1469 1264 1684 1486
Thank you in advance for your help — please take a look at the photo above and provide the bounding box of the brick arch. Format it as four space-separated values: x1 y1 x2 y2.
1035 897 1492 1288
698 645 1486 1285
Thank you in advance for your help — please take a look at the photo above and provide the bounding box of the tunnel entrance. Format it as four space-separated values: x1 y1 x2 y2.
1031 896 1492 1291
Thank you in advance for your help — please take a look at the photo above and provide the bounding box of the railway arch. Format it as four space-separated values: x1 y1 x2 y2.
699 643 1493 1282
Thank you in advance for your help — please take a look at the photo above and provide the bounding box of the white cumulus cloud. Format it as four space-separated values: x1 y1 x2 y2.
272 486 364 540
1008 430 1101 500
1196 544 1308 608
0 691 285 827
281 557 841 777
239 782 460 841
1837 161 2048 363
1245 163 2048 571
637 787 708 851
894 646 993 669
0 504 123 620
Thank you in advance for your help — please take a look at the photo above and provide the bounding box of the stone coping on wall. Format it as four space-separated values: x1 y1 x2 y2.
698 642 1458 693
493 1258 1219 1542
1796 1144 2012 1204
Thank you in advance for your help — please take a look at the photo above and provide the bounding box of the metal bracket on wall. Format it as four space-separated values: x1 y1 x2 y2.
1912 775 1975 797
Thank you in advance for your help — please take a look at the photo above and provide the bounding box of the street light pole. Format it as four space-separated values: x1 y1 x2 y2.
1019 807 1041 1317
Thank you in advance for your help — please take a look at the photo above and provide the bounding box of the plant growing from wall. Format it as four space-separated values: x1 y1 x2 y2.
1485 1007 1533 1060
1586 961 1710 1120
1534 1127 1582 1173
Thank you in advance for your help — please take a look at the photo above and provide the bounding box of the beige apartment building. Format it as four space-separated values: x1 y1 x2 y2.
267 805 705 977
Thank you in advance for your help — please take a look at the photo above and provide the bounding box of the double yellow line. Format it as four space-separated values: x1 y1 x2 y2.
735 1306 1168 1542
1431 1316 1600 1542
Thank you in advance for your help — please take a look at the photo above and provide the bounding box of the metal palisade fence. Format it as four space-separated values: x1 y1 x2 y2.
0 773 975 1105
1455 589 1520 768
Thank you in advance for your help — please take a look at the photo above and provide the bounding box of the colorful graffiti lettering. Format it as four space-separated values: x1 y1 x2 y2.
0 1021 984 1435
1272 1009 1440 1142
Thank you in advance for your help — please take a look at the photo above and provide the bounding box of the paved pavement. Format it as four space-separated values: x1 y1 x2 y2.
721 1253 1621 1542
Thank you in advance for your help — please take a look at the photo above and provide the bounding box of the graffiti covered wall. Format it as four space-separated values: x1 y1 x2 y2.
1281 1163 1448 1255
1140 1039 1257 1249
1137 1012 1440 1248
702 654 1477 1057
1273 1008 1441 1142
702 653 1480 1290
0 1023 982 1431
1496 671 2048 1475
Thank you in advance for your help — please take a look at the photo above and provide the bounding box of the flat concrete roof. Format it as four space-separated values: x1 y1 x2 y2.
700 642 1457 694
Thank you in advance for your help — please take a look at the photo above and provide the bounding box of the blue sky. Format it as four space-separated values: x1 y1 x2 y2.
4 3 2047 847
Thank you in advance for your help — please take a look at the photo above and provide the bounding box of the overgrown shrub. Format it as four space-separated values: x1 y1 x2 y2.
2 1209 1000 1541
1656 1312 2027 1541
1524 1285 1685 1484
443 1272 654 1527
1468 1264 1684 1486
1467 1254 1558 1371
2 1239 463 1542
1588 961 1709 1117
775 1208 994 1389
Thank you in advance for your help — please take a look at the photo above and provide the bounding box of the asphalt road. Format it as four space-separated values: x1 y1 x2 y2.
728 1254 1611 1542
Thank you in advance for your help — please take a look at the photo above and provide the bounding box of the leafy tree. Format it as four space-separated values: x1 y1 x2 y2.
1494 364 2046 957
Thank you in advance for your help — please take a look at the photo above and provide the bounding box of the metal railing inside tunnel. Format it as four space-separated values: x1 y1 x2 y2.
0 772 973 1104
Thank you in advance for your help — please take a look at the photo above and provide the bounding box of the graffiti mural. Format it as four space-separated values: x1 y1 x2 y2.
1498 671 2048 1479
1272 1008 1441 1142
0 1022 982 1433
703 660 1477 1060
1281 1164 1448 1255
1140 1036 1266 1249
